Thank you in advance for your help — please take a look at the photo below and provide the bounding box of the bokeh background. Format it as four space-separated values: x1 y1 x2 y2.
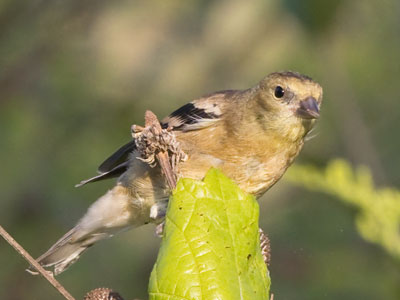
1 0 400 299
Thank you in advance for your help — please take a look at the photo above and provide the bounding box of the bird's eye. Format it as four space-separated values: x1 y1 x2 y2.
274 86 285 98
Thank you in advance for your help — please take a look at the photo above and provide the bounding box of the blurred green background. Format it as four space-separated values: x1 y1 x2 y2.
1 0 399 299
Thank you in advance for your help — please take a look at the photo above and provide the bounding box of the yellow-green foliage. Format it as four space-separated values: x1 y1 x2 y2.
149 168 270 300
285 159 400 259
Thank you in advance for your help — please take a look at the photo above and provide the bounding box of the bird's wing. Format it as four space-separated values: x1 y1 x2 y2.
76 90 237 187
75 141 135 187
75 161 130 187
161 90 236 131
97 140 136 173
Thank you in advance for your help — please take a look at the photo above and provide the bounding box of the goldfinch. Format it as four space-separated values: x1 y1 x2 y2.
32 71 323 275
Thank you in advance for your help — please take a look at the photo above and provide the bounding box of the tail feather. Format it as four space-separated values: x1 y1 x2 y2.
28 227 111 275
27 185 145 275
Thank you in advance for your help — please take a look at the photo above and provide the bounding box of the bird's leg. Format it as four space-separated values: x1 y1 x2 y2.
154 222 165 238
149 200 168 221
149 200 168 237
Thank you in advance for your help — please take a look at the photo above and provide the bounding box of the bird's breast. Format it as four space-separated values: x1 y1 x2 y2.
177 136 304 198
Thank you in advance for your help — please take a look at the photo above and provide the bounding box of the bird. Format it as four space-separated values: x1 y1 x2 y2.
31 71 323 275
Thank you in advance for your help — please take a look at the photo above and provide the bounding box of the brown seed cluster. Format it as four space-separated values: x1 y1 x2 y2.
259 228 271 266
132 110 187 189
83 287 124 300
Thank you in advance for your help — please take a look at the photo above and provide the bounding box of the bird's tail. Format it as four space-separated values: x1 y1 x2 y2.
27 185 147 275
27 226 112 276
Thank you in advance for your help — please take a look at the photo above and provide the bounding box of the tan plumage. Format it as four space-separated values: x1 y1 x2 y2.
31 71 323 275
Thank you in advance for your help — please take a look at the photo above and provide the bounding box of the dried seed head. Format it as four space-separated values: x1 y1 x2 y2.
132 111 187 185
259 228 271 266
84 287 124 300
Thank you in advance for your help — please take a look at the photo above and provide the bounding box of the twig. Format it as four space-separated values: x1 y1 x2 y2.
0 225 75 300
144 110 177 189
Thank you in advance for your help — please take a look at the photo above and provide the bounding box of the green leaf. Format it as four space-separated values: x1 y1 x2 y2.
149 168 270 300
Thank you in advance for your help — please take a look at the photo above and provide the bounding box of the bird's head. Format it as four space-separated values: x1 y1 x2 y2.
254 71 323 140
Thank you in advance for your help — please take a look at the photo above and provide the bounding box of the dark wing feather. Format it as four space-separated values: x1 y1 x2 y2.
98 140 135 173
76 141 134 187
75 161 129 187
161 102 218 129
161 90 235 131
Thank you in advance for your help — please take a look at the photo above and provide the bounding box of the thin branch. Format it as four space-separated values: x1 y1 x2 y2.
0 225 75 300
144 110 177 189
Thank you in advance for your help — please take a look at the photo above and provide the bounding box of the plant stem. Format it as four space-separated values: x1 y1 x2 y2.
0 225 75 300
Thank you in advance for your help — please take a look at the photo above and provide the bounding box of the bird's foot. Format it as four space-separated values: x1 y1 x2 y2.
150 201 168 221
155 222 165 238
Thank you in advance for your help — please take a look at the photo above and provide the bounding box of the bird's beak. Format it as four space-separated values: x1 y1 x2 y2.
297 97 320 119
